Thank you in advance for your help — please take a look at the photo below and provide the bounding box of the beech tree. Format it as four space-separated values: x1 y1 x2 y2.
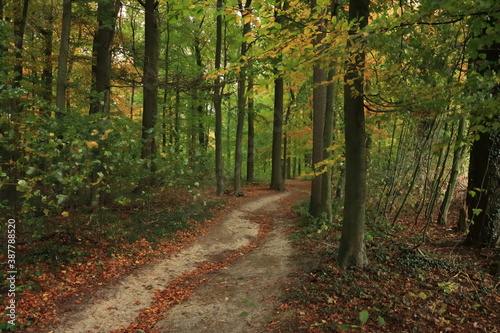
464 15 500 247
337 0 369 269
89 0 120 115
55 0 72 116
139 0 159 186
214 0 225 195
269 0 285 192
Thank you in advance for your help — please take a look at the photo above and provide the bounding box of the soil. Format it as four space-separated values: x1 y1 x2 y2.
46 181 309 333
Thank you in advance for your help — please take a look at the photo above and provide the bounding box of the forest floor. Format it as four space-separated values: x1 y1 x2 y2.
1 180 499 332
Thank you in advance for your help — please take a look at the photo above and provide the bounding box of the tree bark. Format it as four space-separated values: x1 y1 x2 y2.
308 0 327 216
464 19 500 248
40 6 54 114
140 0 159 180
55 0 71 115
233 0 252 196
337 0 369 269
246 75 255 183
270 0 285 192
270 75 284 191
320 69 336 223
214 0 225 195
90 0 120 115
438 118 466 226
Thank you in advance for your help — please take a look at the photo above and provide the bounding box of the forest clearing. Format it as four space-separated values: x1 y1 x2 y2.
1 0 500 332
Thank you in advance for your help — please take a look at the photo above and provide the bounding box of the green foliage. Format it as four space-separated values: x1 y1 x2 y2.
359 309 370 324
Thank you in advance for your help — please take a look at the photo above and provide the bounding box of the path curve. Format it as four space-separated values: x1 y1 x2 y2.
49 184 306 333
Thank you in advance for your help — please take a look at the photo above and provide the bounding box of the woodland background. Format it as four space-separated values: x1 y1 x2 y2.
0 0 499 330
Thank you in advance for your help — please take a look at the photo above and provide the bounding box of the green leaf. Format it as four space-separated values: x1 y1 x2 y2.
359 310 370 324
239 311 249 317
377 316 386 326
16 179 30 192
57 194 68 205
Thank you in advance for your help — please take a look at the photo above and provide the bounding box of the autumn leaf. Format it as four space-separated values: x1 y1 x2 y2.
86 141 99 148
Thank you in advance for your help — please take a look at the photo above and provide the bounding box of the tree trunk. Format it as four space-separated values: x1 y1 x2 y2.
140 0 159 183
464 21 500 248
270 75 284 191
337 0 370 269
214 0 225 195
270 1 284 192
465 130 500 248
246 75 255 183
40 6 54 114
320 69 336 223
55 0 71 116
161 4 171 150
194 18 207 151
438 118 466 226
308 1 327 216
234 0 252 196
90 0 120 115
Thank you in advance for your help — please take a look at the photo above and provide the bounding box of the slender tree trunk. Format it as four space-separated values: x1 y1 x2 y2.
233 0 252 196
269 0 285 191
194 18 206 151
337 0 370 269
438 118 466 226
270 74 284 191
140 0 159 184
173 85 180 152
40 6 54 114
320 69 336 223
308 0 327 216
246 75 255 183
56 0 71 116
162 4 171 150
214 0 225 195
319 3 339 221
392 118 436 225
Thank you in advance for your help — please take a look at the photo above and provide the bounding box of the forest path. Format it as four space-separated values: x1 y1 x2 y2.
49 181 309 333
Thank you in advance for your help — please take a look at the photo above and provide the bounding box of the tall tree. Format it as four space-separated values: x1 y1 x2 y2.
89 0 120 115
139 0 160 178
464 17 500 247
55 0 72 116
269 0 285 192
214 0 225 195
246 74 255 183
337 0 369 269
38 3 54 112
233 0 252 196
320 68 336 223
308 0 327 215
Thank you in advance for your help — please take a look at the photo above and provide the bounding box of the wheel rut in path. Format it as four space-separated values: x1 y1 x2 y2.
50 187 300 333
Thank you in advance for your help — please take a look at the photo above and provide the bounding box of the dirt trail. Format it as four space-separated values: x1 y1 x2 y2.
49 183 306 333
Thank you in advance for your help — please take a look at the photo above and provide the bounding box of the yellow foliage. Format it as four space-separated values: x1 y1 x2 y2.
86 141 99 148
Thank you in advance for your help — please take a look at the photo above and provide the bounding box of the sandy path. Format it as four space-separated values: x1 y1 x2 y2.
48 186 301 333
154 211 297 333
